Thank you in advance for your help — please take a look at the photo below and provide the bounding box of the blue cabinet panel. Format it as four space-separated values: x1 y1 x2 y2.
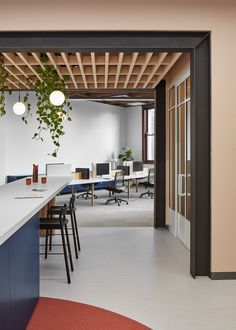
0 214 39 330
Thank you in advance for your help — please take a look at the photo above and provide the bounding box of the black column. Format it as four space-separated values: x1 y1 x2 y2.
154 80 166 228
190 34 211 277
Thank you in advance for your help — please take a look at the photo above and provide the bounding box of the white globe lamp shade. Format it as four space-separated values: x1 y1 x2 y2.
49 90 65 106
13 101 26 115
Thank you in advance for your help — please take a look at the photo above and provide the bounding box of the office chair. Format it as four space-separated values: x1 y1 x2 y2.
140 168 154 199
105 171 128 206
75 168 97 200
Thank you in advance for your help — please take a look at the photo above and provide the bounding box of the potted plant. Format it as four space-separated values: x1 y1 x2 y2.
118 146 135 172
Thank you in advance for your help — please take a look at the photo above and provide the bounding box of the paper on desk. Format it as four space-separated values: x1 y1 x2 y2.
14 193 44 199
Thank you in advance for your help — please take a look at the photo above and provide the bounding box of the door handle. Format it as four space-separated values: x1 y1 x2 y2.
178 174 185 196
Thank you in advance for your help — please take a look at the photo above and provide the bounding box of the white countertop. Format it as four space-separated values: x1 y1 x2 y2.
0 177 71 246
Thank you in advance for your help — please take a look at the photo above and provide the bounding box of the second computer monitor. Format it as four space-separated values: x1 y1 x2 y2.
93 162 111 177
133 161 144 172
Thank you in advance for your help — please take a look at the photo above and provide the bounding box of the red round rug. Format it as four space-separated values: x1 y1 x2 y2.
26 297 151 330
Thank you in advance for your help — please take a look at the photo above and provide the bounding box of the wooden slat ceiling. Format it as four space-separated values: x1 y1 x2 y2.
2 51 182 91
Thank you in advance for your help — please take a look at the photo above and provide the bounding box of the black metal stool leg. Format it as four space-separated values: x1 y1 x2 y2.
45 229 48 259
48 212 53 251
60 225 71 284
73 211 81 251
70 211 78 258
49 229 52 251
65 224 74 272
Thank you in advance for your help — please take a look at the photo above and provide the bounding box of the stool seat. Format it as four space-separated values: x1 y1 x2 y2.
40 217 68 229
48 205 76 215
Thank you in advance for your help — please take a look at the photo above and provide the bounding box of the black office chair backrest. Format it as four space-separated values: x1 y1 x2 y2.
114 171 125 190
148 168 154 185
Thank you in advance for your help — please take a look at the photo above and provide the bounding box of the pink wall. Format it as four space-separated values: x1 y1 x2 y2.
1 0 236 273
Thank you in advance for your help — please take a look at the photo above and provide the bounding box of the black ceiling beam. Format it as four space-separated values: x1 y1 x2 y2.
0 31 208 52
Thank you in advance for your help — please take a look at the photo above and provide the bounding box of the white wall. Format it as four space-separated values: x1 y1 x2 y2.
4 93 127 175
125 106 142 160
0 116 7 184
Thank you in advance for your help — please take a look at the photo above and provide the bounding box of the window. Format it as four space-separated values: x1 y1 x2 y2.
142 107 155 163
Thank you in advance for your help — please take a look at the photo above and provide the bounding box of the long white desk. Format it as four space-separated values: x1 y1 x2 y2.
0 176 71 246
0 176 71 330
68 172 148 206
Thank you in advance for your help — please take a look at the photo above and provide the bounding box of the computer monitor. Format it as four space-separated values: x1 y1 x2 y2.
46 163 71 177
75 168 90 179
133 161 144 172
117 165 130 176
92 162 111 177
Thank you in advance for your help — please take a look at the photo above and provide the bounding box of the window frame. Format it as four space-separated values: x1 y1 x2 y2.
142 104 155 164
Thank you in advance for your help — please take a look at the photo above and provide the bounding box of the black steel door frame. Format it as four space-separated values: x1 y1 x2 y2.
0 31 211 277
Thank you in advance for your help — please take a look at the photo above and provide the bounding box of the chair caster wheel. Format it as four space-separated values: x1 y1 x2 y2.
126 202 129 205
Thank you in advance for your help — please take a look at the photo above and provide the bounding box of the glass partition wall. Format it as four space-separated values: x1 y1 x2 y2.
169 75 191 249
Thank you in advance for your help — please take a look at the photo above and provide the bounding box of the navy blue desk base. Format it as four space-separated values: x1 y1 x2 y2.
0 214 39 330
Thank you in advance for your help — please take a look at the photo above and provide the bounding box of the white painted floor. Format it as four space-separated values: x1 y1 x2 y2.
40 227 236 330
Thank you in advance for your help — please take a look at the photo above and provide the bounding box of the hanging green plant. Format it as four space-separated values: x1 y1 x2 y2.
0 59 12 117
27 54 72 157
20 92 32 123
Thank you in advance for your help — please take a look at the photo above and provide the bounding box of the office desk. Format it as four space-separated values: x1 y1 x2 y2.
69 177 114 206
124 172 148 198
69 172 148 206
0 177 70 330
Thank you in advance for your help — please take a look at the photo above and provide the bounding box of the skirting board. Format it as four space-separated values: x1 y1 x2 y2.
211 272 236 280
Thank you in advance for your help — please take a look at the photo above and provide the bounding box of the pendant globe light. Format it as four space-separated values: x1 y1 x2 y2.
13 101 26 115
49 90 65 106
13 82 26 116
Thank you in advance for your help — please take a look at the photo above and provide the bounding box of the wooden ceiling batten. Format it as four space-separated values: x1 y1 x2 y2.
133 52 153 89
104 52 109 88
16 53 42 82
61 52 78 89
6 77 18 89
91 52 97 89
46 52 64 80
152 52 182 88
143 52 168 88
76 52 88 89
2 53 29 79
31 52 45 70
4 66 29 89
124 52 139 88
114 52 124 88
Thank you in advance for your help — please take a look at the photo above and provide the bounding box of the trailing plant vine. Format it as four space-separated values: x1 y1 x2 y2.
0 58 12 116
27 54 72 157
21 92 32 123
